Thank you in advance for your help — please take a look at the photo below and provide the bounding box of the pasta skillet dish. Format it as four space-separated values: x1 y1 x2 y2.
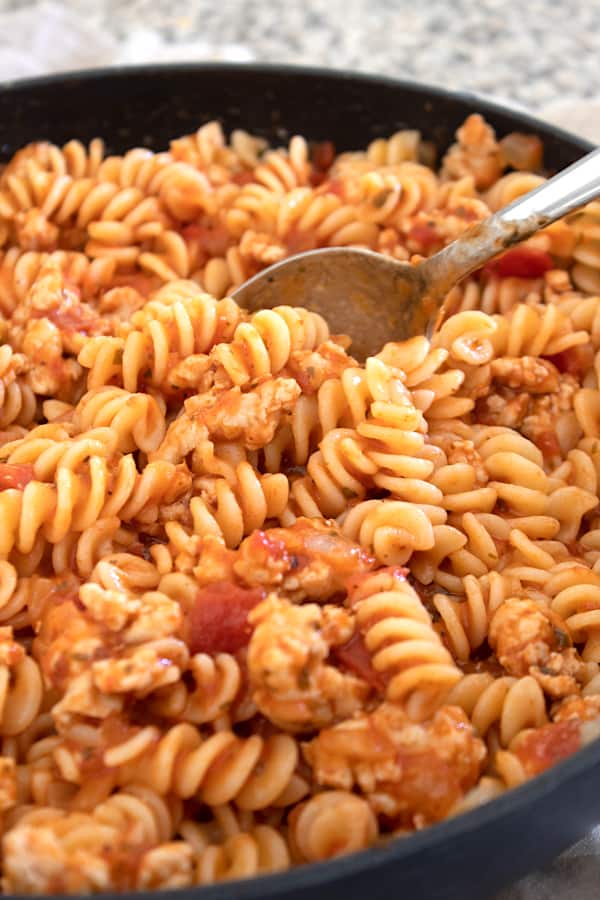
0 113 598 892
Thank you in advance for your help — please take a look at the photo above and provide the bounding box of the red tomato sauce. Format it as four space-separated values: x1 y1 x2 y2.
407 222 441 251
188 582 265 654
547 344 594 378
333 631 386 692
533 429 562 462
181 222 231 256
0 462 34 491
309 141 336 186
44 300 103 335
515 719 581 776
482 246 554 279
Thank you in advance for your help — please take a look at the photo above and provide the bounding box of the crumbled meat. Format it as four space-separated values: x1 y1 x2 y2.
474 359 578 462
153 376 300 461
3 822 114 894
488 357 559 394
233 519 375 600
13 209 59 252
248 594 368 730
282 340 356 394
441 114 505 190
488 598 585 697
34 585 188 717
553 694 600 724
303 702 486 828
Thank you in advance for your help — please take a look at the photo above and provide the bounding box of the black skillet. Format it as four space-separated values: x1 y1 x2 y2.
0 64 596 900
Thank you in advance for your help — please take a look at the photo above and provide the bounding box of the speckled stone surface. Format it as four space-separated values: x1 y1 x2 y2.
2 0 600 112
0 1 599 897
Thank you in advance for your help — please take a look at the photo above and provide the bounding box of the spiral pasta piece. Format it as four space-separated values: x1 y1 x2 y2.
179 462 289 548
0 645 43 737
79 288 244 391
570 202 600 294
0 344 36 428
351 571 461 715
446 673 547 747
289 791 377 862
116 723 299 810
1 113 600 894
193 825 290 884
340 499 436 565
212 305 329 386
72 387 166 453
0 248 116 316
432 572 508 660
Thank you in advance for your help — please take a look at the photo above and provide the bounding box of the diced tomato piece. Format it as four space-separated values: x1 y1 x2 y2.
112 272 160 296
0 463 34 491
181 222 231 256
309 141 337 187
285 227 318 256
483 246 554 279
547 343 594 378
515 719 581 776
533 429 562 462
407 222 440 251
333 631 386 692
188 582 265 654
314 177 344 197
312 141 336 172
232 170 255 186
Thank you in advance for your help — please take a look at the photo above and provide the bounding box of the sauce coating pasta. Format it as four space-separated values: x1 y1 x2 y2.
0 113 599 893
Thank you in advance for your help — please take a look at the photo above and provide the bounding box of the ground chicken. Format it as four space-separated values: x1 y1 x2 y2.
248 594 369 731
2 805 183 894
34 583 189 725
441 114 505 190
474 358 578 464
153 376 300 462
511 695 600 778
303 702 486 828
233 518 375 600
282 340 356 394
488 597 585 697
13 209 59 252
488 356 560 394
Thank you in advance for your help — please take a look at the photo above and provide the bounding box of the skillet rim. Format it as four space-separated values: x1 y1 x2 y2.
0 61 597 899
0 61 595 156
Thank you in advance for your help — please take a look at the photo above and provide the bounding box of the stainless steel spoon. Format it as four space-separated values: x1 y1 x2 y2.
232 146 600 360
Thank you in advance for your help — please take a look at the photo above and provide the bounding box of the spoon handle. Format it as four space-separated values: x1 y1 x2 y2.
419 145 600 313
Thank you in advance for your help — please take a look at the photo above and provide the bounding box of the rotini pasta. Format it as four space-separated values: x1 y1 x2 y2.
0 113 598 896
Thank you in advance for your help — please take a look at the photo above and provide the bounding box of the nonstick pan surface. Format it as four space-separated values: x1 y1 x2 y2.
0 63 597 900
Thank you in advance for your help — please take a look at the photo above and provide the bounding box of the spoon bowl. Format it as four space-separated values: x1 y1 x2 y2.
233 145 600 359
232 247 431 360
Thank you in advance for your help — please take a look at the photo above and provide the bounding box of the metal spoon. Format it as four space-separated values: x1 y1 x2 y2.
232 146 600 360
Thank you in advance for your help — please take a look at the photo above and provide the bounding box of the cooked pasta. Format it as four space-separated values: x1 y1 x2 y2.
0 112 598 894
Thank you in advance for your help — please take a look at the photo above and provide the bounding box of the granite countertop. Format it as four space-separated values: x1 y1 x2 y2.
1 0 600 139
0 1 599 898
